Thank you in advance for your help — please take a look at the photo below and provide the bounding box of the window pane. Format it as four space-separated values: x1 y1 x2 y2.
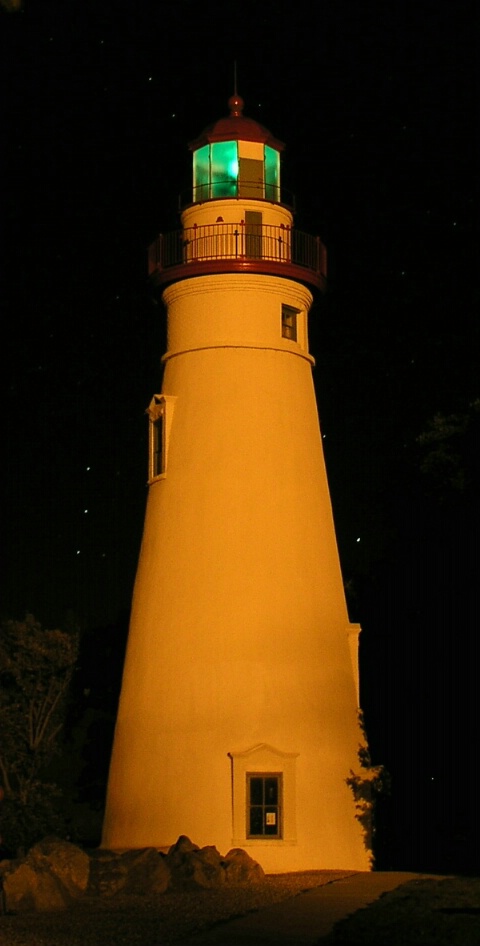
249 777 263 805
265 778 278 805
153 416 163 477
249 806 263 835
265 146 280 201
193 145 210 201
211 141 238 198
282 304 298 341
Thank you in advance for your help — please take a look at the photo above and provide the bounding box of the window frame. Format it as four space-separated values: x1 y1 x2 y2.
147 394 176 483
247 772 283 839
229 744 298 847
281 303 299 341
152 410 165 478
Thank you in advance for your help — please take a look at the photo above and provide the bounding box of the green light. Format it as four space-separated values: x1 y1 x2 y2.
265 146 280 201
211 141 238 197
193 140 281 202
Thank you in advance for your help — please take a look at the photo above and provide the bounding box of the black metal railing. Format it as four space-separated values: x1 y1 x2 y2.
148 222 326 282
178 181 295 210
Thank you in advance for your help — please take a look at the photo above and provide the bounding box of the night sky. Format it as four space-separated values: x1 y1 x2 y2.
1 0 478 870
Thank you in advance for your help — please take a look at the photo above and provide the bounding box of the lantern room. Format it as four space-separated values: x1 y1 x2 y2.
188 94 284 205
192 139 280 202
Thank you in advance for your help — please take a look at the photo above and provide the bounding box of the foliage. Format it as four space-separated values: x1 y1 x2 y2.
346 712 391 864
0 1 24 12
0 614 78 852
416 399 480 502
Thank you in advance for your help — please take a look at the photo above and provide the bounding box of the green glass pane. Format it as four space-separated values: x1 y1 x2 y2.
193 145 210 201
265 146 280 201
211 140 238 198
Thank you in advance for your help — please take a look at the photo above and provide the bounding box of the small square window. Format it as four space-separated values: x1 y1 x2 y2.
247 774 282 839
281 304 298 341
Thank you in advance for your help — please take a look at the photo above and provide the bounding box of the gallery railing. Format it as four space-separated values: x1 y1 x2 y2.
148 222 326 286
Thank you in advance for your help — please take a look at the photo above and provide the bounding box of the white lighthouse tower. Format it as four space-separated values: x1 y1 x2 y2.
102 95 370 871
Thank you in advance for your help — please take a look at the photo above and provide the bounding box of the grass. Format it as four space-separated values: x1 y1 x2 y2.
321 875 480 945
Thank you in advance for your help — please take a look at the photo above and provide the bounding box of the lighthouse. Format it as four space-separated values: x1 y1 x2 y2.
102 95 371 871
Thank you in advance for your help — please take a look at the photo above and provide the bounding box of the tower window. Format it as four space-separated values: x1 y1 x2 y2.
152 412 164 478
281 304 298 341
229 744 297 845
247 774 282 838
147 394 176 482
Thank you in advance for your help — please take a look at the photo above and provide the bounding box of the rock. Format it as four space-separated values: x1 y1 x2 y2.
122 848 171 894
167 836 223 889
165 834 200 872
165 836 264 889
27 837 90 898
185 846 226 889
87 849 129 897
0 835 264 910
1 837 89 913
2 860 73 912
223 848 266 884
88 847 170 896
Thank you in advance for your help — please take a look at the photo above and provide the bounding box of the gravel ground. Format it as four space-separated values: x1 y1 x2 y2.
0 870 353 946
4 872 479 945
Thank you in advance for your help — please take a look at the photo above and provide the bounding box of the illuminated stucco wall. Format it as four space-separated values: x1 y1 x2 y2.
163 274 310 357
182 197 293 232
102 268 370 871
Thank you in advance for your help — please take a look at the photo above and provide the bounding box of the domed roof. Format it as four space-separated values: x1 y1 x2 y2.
188 95 285 152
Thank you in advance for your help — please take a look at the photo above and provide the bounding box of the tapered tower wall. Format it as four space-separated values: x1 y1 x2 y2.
102 98 371 871
102 274 369 870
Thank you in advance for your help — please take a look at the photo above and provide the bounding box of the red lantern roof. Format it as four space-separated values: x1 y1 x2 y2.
188 95 285 152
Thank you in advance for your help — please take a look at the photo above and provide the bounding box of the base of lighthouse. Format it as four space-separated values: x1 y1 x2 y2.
103 738 370 873
102 695 370 871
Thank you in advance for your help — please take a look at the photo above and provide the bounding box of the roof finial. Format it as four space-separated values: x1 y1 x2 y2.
229 63 244 117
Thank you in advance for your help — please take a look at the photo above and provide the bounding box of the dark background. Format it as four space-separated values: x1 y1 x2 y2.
1 0 478 871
